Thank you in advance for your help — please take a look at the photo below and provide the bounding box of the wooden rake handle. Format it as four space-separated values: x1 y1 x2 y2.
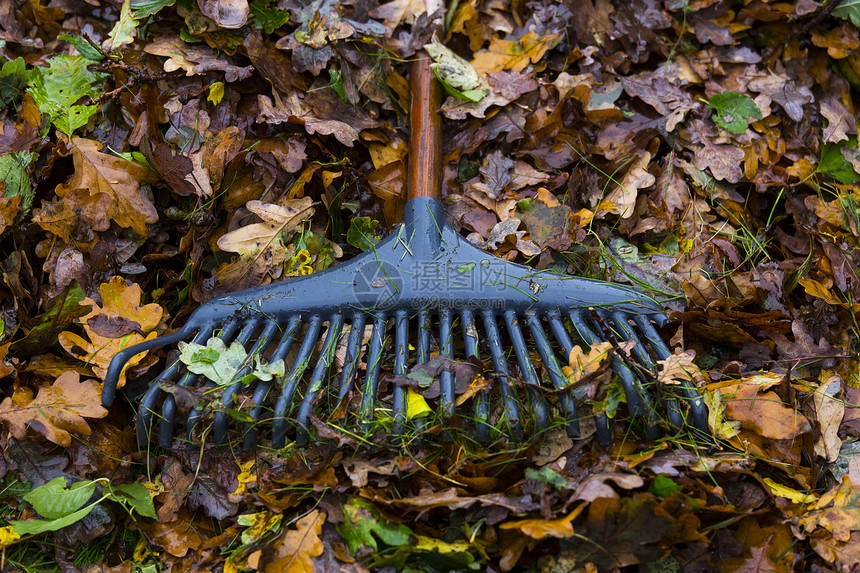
407 36 444 200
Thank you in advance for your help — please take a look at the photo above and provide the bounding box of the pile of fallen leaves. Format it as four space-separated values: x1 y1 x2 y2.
0 0 860 570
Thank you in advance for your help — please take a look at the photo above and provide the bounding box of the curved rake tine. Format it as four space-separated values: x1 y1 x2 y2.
526 314 579 438
633 315 709 433
135 321 216 448
359 315 387 435
272 316 323 449
504 310 549 433
213 318 280 445
243 315 302 450
569 310 658 441
462 309 489 443
296 314 346 446
482 311 522 441
391 311 409 443
103 320 200 407
185 318 244 444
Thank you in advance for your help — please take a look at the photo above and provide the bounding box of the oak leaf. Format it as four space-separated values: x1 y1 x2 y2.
714 373 811 440
54 137 160 236
59 277 163 387
0 371 107 446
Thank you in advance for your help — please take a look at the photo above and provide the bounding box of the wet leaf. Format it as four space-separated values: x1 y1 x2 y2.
263 509 325 572
707 91 763 135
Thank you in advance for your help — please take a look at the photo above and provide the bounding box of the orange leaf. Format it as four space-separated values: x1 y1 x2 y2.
499 504 585 539
59 277 162 387
0 370 107 446
263 510 325 573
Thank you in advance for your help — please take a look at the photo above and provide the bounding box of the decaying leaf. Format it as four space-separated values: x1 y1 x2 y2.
262 510 325 572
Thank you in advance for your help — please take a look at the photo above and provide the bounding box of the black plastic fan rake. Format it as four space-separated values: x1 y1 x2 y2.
101 50 708 451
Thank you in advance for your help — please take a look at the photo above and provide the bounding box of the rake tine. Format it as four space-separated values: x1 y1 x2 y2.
608 311 652 368
180 317 243 444
243 315 302 450
272 316 323 449
526 314 579 438
296 314 346 446
504 310 549 432
439 309 455 431
482 311 522 441
391 311 409 443
569 310 659 441
213 317 280 445
605 311 684 429
359 315 387 435
136 322 216 448
333 314 367 408
413 310 431 438
462 309 489 443
633 315 709 432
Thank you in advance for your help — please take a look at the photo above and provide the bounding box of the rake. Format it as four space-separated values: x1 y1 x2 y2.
101 32 708 451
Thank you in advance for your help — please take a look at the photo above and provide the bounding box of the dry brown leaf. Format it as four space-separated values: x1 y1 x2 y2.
58 277 163 387
657 349 707 387
571 472 645 502
0 371 107 446
144 36 254 81
198 0 249 28
812 369 844 463
601 151 654 219
53 138 160 236
262 510 325 573
714 373 812 440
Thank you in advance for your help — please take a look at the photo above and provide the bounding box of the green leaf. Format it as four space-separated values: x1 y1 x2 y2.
833 0 860 26
178 338 249 385
10 503 96 535
0 57 30 106
0 151 37 217
107 483 156 518
250 0 290 34
103 0 138 52
27 55 107 136
58 34 105 62
23 477 96 519
337 499 412 555
818 137 860 184
131 0 176 18
648 475 683 497
458 262 476 273
252 357 285 381
707 91 762 135
326 68 348 103
526 467 570 490
347 217 380 251
425 38 488 102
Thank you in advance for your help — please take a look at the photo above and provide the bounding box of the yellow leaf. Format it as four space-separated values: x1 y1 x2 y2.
567 341 612 385
406 389 431 419
499 504 585 539
0 525 21 547
799 277 860 311
702 389 741 440
233 459 257 496
763 477 818 504
471 32 562 75
208 81 225 105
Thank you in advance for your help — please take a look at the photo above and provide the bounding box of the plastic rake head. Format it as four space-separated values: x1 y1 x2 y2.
101 197 708 450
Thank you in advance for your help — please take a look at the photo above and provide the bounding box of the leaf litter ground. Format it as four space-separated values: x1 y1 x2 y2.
0 0 860 571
